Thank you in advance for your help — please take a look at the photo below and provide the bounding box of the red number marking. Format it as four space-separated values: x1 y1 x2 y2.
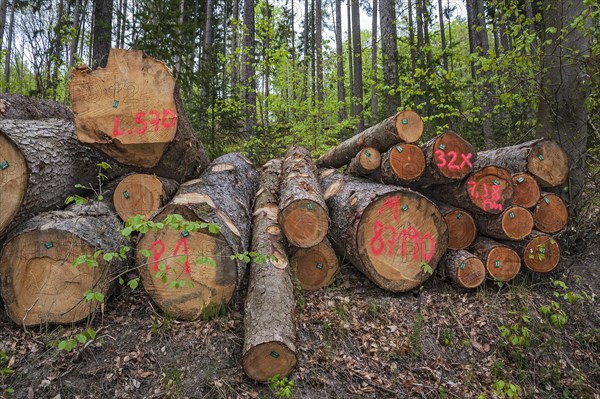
112 116 124 136
172 237 191 275
150 240 165 272
482 183 489 199
370 221 436 262
162 109 177 128
447 151 460 170
468 181 477 198
491 184 501 201
149 110 161 131
460 153 473 168
435 150 447 168
371 221 385 255
378 196 399 221
135 111 147 135
420 233 436 261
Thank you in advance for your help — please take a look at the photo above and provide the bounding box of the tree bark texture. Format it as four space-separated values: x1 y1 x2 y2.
379 0 401 115
91 0 113 68
0 94 74 120
351 0 364 132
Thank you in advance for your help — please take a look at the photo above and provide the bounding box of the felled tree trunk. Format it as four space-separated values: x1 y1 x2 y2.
470 236 521 282
533 192 568 233
290 238 340 291
0 201 125 326
371 143 425 185
136 153 258 320
70 48 210 182
420 166 514 215
279 147 329 248
511 172 540 209
419 131 477 184
474 205 534 241
0 118 121 237
474 139 568 188
243 159 297 382
435 201 477 250
500 231 560 273
319 169 448 292
347 147 381 176
316 110 424 168
440 249 486 289
112 173 179 221
0 93 74 120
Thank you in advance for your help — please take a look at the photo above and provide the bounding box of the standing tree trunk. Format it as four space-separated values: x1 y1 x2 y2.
334 0 346 122
0 0 7 49
370 0 378 122
379 0 400 116
69 0 82 68
231 0 240 91
91 0 113 68
407 0 417 73
315 0 324 105
438 0 448 70
242 0 257 134
351 0 364 132
3 0 15 92
347 0 354 119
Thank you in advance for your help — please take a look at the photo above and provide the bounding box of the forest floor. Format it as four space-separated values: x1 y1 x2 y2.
0 220 598 399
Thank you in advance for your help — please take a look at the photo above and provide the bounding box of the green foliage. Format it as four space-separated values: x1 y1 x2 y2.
52 328 98 353
492 379 522 399
267 375 295 398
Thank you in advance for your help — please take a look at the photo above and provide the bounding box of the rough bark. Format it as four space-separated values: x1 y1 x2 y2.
533 193 568 233
434 201 477 250
440 249 485 289
242 0 256 133
347 147 381 177
418 131 477 184
334 0 346 122
112 174 179 221
243 159 297 382
91 0 113 68
474 205 534 241
136 153 258 320
316 110 424 168
370 0 378 122
369 143 425 185
420 166 514 215
379 0 400 115
319 169 448 292
438 0 448 70
70 49 210 182
474 139 569 188
500 231 560 273
0 201 125 326
0 94 74 120
279 147 329 248
470 236 521 282
290 238 339 291
351 0 364 132
511 173 541 209
0 118 124 238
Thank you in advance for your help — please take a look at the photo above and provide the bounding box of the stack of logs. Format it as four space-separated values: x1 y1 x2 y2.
0 49 570 384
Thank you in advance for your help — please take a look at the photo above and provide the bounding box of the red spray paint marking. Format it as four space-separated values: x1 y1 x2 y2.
172 237 191 275
370 220 436 261
435 150 474 170
112 108 177 137
150 240 165 272
468 181 504 212
378 196 400 221
149 237 191 275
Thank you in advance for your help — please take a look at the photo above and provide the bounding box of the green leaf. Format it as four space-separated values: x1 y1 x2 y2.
103 253 114 262
97 195 104 201
119 277 125 285
76 334 88 344
98 162 111 170
140 249 151 258
208 224 220 234
128 278 139 290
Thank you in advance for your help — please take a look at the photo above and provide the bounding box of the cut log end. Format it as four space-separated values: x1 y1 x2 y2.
279 200 329 248
431 131 476 180
113 174 164 221
501 206 534 240
533 193 568 233
444 210 477 250
486 247 521 282
512 173 541 208
137 207 237 321
456 257 486 288
242 342 297 383
0 132 27 234
522 234 560 273
394 110 424 143
347 147 381 175
467 166 514 214
291 241 339 291
356 193 448 292
0 231 109 326
527 140 569 187
389 143 426 182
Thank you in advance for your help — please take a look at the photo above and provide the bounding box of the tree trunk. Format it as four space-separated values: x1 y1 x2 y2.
316 110 424 168
91 0 113 68
474 139 569 188
242 0 257 134
434 201 477 250
420 166 514 215
533 193 568 233
351 0 364 132
370 0 378 122
465 0 476 80
112 174 179 221
474 205 534 241
279 147 329 248
243 158 297 382
0 93 74 120
0 118 123 237
440 249 485 288
290 238 339 291
231 0 240 91
347 147 381 176
418 130 477 184
407 0 417 73
438 0 448 70
470 236 521 282
370 144 426 185
347 0 354 119
511 173 540 209
0 201 125 326
70 49 210 182
3 0 14 92
0 0 7 49
69 0 82 68
500 231 560 273
136 153 258 320
334 0 346 122
379 0 400 116
315 0 324 105
319 169 448 292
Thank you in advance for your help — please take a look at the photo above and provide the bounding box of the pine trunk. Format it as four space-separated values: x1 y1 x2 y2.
319 169 448 292
379 0 400 115
419 131 477 184
470 236 521 282
440 249 486 288
112 174 179 221
290 238 339 291
511 172 541 209
474 205 534 241
434 201 477 250
136 153 258 320
533 193 568 233
243 159 297 382
347 147 381 176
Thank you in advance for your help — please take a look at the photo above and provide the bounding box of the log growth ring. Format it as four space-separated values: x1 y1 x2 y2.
242 341 297 383
113 174 163 221
527 140 569 187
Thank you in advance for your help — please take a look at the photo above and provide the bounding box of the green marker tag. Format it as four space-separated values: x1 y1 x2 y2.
181 230 190 238
44 242 54 249
493 179 500 186
544 197 550 205
401 118 408 125
402 205 409 211
113 100 119 108
438 144 446 150
307 202 313 210
396 145 403 153
270 351 280 358
457 213 463 220
365 150 371 157
460 262 466 270
509 212 515 219
517 177 524 184
538 154 544 161
0 161 8 170
123 190 130 199
316 263 324 270
495 260 501 268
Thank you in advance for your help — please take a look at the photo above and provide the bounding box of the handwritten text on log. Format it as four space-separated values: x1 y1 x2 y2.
435 150 473 170
467 181 503 212
112 109 176 137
